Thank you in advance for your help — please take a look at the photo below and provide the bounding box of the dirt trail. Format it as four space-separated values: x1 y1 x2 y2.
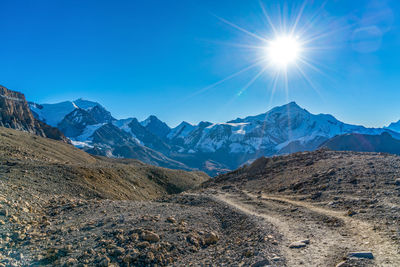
214 190 400 267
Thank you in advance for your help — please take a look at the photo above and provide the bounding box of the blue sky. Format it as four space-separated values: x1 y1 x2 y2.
1 0 400 127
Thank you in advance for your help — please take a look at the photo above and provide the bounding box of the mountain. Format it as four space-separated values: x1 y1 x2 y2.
0 85 68 142
29 97 400 175
57 105 114 139
164 102 399 173
319 132 400 154
29 98 103 127
124 118 171 153
167 121 196 145
385 120 400 133
30 98 183 169
141 115 171 140
84 123 189 170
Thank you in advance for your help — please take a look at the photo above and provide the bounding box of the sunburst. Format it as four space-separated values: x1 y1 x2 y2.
188 1 340 102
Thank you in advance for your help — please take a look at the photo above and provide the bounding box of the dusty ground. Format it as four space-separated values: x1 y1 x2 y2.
1 128 400 266
204 150 400 266
0 182 284 266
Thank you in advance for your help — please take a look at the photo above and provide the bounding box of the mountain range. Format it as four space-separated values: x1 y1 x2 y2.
25 90 400 175
2 84 400 175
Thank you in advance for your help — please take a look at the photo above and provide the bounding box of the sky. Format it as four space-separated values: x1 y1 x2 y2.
1 0 400 127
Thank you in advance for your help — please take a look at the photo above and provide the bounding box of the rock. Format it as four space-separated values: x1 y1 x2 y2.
204 232 219 245
243 249 253 258
346 210 357 217
311 192 322 199
271 256 281 261
221 185 233 190
289 241 307 248
335 261 350 267
110 246 125 257
347 251 374 259
137 241 151 249
0 220 4 225
146 251 155 262
0 209 8 217
141 231 160 243
166 216 176 224
130 233 139 241
186 234 200 247
251 259 270 266
98 256 110 267
395 179 400 186
63 258 78 266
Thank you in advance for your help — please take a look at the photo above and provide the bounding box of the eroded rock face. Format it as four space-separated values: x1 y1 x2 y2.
0 85 68 142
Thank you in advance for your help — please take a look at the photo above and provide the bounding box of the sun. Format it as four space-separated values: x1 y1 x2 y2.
266 35 302 68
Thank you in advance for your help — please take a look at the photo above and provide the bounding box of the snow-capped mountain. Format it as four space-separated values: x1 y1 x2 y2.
29 99 400 175
140 115 171 140
172 102 397 155
167 121 195 141
29 99 103 127
119 118 171 153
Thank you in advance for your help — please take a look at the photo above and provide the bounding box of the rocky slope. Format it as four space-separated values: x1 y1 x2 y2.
320 132 400 154
2 134 400 266
0 127 208 200
0 126 283 267
0 86 68 142
203 149 400 266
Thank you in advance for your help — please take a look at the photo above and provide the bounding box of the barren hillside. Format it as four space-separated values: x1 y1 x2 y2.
2 130 400 266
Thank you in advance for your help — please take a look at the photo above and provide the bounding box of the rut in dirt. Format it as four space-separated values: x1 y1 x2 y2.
213 190 400 267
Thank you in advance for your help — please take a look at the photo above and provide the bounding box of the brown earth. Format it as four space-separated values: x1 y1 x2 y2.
204 149 400 266
1 127 400 266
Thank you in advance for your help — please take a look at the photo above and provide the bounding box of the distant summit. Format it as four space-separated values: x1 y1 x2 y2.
140 115 171 140
29 98 104 127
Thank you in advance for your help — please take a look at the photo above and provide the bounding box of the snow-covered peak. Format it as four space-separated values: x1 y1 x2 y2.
141 115 161 127
167 121 195 140
29 98 109 127
29 101 77 127
228 101 305 123
140 115 171 139
73 99 101 110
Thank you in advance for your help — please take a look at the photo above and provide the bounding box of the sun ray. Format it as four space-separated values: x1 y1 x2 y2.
212 14 267 42
294 61 325 101
237 66 268 96
191 0 341 113
182 59 265 102
290 0 307 35
259 0 278 35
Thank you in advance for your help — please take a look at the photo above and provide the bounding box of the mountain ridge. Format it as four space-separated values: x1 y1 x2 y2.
28 93 400 175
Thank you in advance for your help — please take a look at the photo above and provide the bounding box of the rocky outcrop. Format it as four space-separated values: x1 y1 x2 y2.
0 85 68 142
